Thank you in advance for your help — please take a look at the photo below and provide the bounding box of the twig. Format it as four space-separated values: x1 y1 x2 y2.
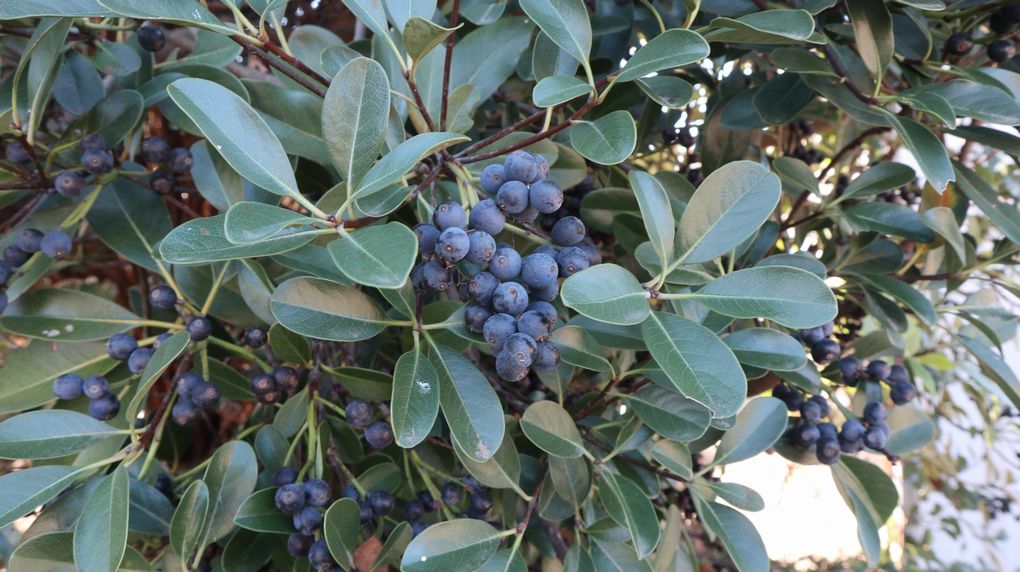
440 0 461 131
263 38 331 87
460 98 599 164
230 36 326 98
407 73 439 132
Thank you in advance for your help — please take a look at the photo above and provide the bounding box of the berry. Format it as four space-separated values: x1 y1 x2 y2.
405 499 425 521
287 533 314 558
465 230 497 264
272 366 300 393
464 303 493 333
529 281 559 302
0 262 11 287
40 230 72 258
890 380 917 405
418 490 439 511
810 339 841 364
503 150 541 183
169 148 193 173
989 40 1016 63
52 373 84 400
88 394 120 421
529 180 564 214
862 401 888 425
4 142 30 164
293 506 323 534
137 23 166 52
107 333 138 361
468 271 499 305
492 281 528 315
302 478 331 507
414 223 440 257
242 326 267 348
799 326 826 346
80 148 114 174
434 227 470 263
54 171 84 197
800 399 823 422
149 285 177 310
365 421 394 448
816 437 841 465
817 422 838 441
420 260 450 291
488 246 522 281
153 332 172 348
867 360 891 381
990 4 1020 35
345 400 374 428
250 372 275 395
190 381 221 409
945 32 973 56
525 301 557 325
469 199 506 236
275 483 306 514
367 490 395 516
521 253 558 289
275 466 299 486
307 539 336 571
887 364 909 385
440 482 462 505
82 375 111 399
532 341 560 372
141 136 171 164
186 316 212 341
468 489 493 513
496 350 529 381
551 216 586 247
863 424 889 450
496 180 530 214
177 371 203 397
483 313 517 350
517 310 551 340
480 163 506 194
575 240 602 269
150 170 174 194
771 383 803 411
838 357 862 386
358 499 374 524
128 347 154 374
3 245 28 267
17 229 43 253
791 422 820 447
433 201 467 230
556 246 590 277
81 134 107 150
534 154 550 180
171 400 201 425
840 419 865 442
504 333 537 366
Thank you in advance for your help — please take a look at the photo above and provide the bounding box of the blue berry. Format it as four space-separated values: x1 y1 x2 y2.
465 230 496 264
480 164 505 194
81 148 114 174
488 246 522 281
492 282 528 315
468 271 499 306
817 422 838 441
151 171 176 195
418 490 439 511
52 373 84 400
275 483 306 515
293 506 324 534
106 333 137 361
88 394 120 421
242 326 267 348
190 381 221 409
532 341 560 372
890 380 917 405
149 285 177 310
863 424 889 450
405 499 425 521
440 482 462 505
496 180 530 214
340 484 361 501
529 180 563 214
4 142 30 164
136 23 166 52
805 395 829 419
82 134 107 150
516 310 550 340
434 227 470 263
274 466 298 486
54 171 85 197
414 223 440 257
16 229 42 253
576 239 602 266
82 375 110 399
533 245 558 258
250 372 275 395
171 400 201 425
811 339 841 364
367 490 395 517
469 199 506 236
799 327 826 346
534 154 550 180
287 533 314 558
153 332 172 348
420 260 450 291
867 360 891 381
128 347 154 374
433 201 467 230
525 301 557 325
529 281 559 302
468 489 493 513
838 357 861 386
186 316 212 341
496 350 529 381
0 261 11 286
503 150 541 184
483 313 517 350
40 230 72 258
791 422 820 447
840 419 865 442
273 366 300 393
169 148 193 173
464 303 493 334
345 400 374 428
816 437 841 465
141 136 171 164
521 253 558 289
3 245 28 267
358 499 374 524
365 421 394 449
550 216 585 247
307 538 336 571
503 333 536 367
887 364 909 385
555 246 590 277
862 401 887 425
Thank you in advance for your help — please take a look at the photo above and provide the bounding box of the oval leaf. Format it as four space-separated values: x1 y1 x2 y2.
271 277 390 341
391 347 440 448
690 266 838 329
520 400 585 458
561 264 650 326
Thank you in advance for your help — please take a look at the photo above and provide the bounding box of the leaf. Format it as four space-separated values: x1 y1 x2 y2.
560 264 650 326
84 90 144 147
449 17 534 105
843 202 935 242
167 78 303 201
354 132 468 198
0 287 141 342
549 456 591 507
400 519 503 572
711 397 787 466
268 323 312 364
640 312 746 418
569 110 637 165
921 206 966 260
855 274 937 324
628 171 675 267
9 532 151 572
313 498 359 569
373 521 414 570
340 0 391 39
0 466 83 529
391 347 440 448
161 214 315 265
461 0 506 25
831 456 899 566
170 480 208 562
691 497 769 572
908 80 1020 124
688 266 838 329
87 179 173 272
755 252 826 278
0 340 114 414
233 488 294 533
624 385 712 442
521 400 586 458
73 467 129 572
723 328 806 371
590 540 651 572
880 110 953 192
533 76 592 108
0 0 112 17
636 76 694 109
651 440 693 480
404 17 458 62
125 331 190 424
53 51 104 115
952 163 1020 245
519 0 591 68
323 57 390 190
223 202 323 245
271 277 390 342
128 479 173 536
458 428 522 490
706 9 815 44
549 325 612 373
848 0 893 88
752 73 814 124
958 335 1020 409
201 441 258 544
842 162 916 199
885 405 935 455
98 0 235 34
0 410 120 460
772 156 818 195
429 344 505 462
598 469 661 559
691 480 764 512
328 223 418 289
614 29 709 83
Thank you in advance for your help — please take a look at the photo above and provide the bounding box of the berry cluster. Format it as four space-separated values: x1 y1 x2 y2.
344 400 395 449
171 370 222 425
839 357 918 405
249 365 301 405
272 471 339 570
140 135 193 194
796 321 842 364
52 372 121 420
945 5 1020 63
339 484 402 529
437 476 493 521
0 227 74 313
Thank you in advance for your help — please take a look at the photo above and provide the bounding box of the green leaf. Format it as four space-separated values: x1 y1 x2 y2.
885 405 935 455
161 214 315 265
598 469 661 559
723 328 807 372
323 57 390 190
533 76 592 108
691 480 765 512
624 385 712 442
84 90 144 147
401 519 503 572
921 206 967 260
640 312 746 418
391 347 440 448
0 288 140 342
752 73 814 124
569 110 637 165
271 277 390 341
772 156 818 195
373 521 414 570
0 0 112 17
770 47 836 76
354 132 469 198
521 400 586 458
848 0 893 88
127 479 174 535
519 0 591 68
73 467 129 572
691 497 769 572
201 441 258 544
328 367 393 401
461 0 506 25
899 92 956 129
635 76 694 109
855 274 937 324
688 266 838 329
324 498 362 569
170 480 208 562
958 335 1020 409
831 456 899 566
385 0 438 30
125 331 190 424
880 110 953 192
53 51 104 115
98 0 235 33
404 17 459 63
952 163 1020 244
340 0 391 39
0 340 114 414
0 465 83 529
328 223 418 289
706 9 816 44
651 440 693 480
224 202 323 245
755 252 826 278
560 264 650 326
458 427 522 490
678 160 781 264
429 344 505 462
9 532 151 572
590 540 650 572
614 29 709 83
549 325 612 373
842 162 916 199
450 17 534 106
87 179 173 272
0 410 120 460
233 488 294 533
268 323 311 364
167 78 304 202
711 397 788 466
908 80 1020 124
549 456 591 507
843 202 935 242
628 171 675 268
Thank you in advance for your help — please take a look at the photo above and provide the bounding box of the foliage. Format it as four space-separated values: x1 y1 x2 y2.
0 0 1018 570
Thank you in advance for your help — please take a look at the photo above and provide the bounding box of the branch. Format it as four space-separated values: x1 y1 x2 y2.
821 42 878 105
407 73 439 132
263 38 331 87
460 98 599 164
440 0 461 131
230 36 326 98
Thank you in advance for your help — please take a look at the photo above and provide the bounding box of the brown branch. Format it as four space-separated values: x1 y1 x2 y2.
816 126 889 183
0 181 47 190
263 36 331 87
516 464 547 534
440 0 461 131
821 42 878 105
230 36 326 98
460 98 599 164
0 191 50 233
407 73 439 132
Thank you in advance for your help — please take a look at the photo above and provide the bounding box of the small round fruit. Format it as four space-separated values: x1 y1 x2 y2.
810 339 841 364
862 401 888 425
107 333 138 361
81 134 107 151
365 421 394 448
250 373 276 395
496 350 529 381
307 539 336 571
414 223 440 257
556 246 590 278
128 348 154 374
186 316 212 341
274 466 299 486
171 400 201 426
815 437 841 465
141 136 171 164
52 373 84 400
405 499 425 521
840 419 865 442
496 180 530 214
989 40 1016 63
532 341 560 372
465 230 497 264
799 326 825 346
345 400 374 428
150 170 175 194
468 271 499 305
529 180 563 213
492 281 529 315
525 301 557 325
550 216 586 247
480 163 505 194
517 310 550 340
4 142 30 164
3 246 28 267
82 375 110 399
503 150 541 183
863 424 889 450
469 199 506 236
483 313 517 350
242 326 267 348
54 171 84 197
866 359 891 381
88 394 120 421
434 227 470 263
190 381 221 409
272 366 300 392
275 483 306 514
520 253 558 289
488 246 522 281
303 479 331 507
367 490 395 517
17 228 43 253
441 482 462 505
169 148 193 173
838 356 862 386
420 260 450 291
137 23 166 52
149 285 177 310
791 422 820 447
287 533 314 558
503 332 537 367
293 506 324 534
945 32 973 56
80 148 114 174
0 261 12 286
176 371 204 397
890 380 917 405
800 399 823 422
887 364 909 385
529 281 559 302
40 230 73 258
433 201 467 230
464 303 493 333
